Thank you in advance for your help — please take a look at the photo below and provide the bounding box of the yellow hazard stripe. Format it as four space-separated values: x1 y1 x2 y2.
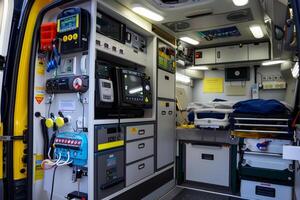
98 140 124 151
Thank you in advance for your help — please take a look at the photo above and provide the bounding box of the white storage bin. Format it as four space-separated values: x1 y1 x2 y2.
243 138 292 154
241 179 292 200
185 143 230 186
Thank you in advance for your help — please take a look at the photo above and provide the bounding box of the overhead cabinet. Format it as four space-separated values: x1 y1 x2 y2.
194 42 270 65
216 45 248 63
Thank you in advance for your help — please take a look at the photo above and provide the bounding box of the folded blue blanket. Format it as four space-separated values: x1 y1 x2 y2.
233 99 290 115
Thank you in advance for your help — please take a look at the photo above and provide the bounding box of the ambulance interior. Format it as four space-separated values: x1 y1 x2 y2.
1 0 300 200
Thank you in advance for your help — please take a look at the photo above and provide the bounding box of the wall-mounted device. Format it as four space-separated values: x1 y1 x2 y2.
95 148 125 199
95 60 152 119
125 28 147 53
54 132 88 167
95 125 124 151
225 67 250 82
46 75 89 94
57 8 90 54
97 10 126 43
158 39 176 73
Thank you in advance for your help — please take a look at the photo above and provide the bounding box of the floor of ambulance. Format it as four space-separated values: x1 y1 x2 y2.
161 186 243 200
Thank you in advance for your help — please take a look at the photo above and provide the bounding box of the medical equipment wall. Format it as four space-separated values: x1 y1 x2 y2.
31 1 174 199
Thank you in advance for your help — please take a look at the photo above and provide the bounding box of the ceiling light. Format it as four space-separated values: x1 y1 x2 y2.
180 37 199 45
176 72 191 83
187 66 209 70
249 25 264 39
132 5 164 21
262 60 287 66
232 0 249 6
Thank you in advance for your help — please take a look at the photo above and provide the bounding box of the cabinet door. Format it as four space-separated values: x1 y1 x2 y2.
248 42 270 60
216 45 248 63
157 69 175 99
195 48 216 65
157 100 176 169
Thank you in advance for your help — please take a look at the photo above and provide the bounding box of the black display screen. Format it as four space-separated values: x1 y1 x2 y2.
97 11 125 43
123 74 143 99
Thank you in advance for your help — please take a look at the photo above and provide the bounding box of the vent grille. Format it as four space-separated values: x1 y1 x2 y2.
227 8 253 22
163 21 190 32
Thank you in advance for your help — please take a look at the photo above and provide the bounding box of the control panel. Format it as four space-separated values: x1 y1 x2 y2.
57 8 90 54
125 28 147 53
95 125 124 151
46 75 89 94
54 132 88 167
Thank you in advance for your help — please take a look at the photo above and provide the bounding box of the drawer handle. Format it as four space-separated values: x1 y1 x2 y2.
138 129 145 135
217 51 220 58
201 153 214 160
138 163 145 170
165 75 169 80
138 143 145 149
168 111 173 115
161 111 166 115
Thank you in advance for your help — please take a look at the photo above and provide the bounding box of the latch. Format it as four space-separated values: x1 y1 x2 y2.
0 135 25 142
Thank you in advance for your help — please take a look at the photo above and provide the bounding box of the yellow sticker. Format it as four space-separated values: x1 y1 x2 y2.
130 128 138 135
35 94 44 104
34 154 44 182
36 60 45 75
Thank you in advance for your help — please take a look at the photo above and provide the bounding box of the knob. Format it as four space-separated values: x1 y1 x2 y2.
145 85 150 91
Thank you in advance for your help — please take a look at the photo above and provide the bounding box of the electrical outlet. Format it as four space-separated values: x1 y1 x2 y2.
267 75 273 81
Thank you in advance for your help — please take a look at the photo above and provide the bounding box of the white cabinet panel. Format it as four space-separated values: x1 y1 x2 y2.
248 42 270 60
194 48 215 65
216 45 248 63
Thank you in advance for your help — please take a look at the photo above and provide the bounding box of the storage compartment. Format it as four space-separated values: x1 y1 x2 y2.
157 69 175 99
194 48 216 65
216 44 248 63
241 179 292 200
157 100 176 169
242 153 293 171
248 42 270 60
126 156 154 186
126 124 154 141
126 138 154 163
185 143 230 187
95 148 125 199
243 138 292 154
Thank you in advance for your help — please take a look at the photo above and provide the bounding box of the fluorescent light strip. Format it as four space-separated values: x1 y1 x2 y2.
176 72 191 83
249 25 264 39
232 0 249 6
132 5 164 21
180 37 199 45
187 66 209 70
262 60 286 66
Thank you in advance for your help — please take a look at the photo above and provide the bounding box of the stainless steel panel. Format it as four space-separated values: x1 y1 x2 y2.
126 157 154 186
157 69 175 99
157 100 176 169
126 124 154 141
126 138 154 163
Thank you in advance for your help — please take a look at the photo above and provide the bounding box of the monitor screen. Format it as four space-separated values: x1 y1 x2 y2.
123 73 143 99
59 14 77 32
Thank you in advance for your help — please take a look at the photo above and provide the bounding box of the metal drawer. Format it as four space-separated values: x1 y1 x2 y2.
157 69 175 99
126 156 154 186
126 124 154 141
126 138 154 164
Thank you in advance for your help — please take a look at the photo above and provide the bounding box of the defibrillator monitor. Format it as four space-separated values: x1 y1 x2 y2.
57 8 90 54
